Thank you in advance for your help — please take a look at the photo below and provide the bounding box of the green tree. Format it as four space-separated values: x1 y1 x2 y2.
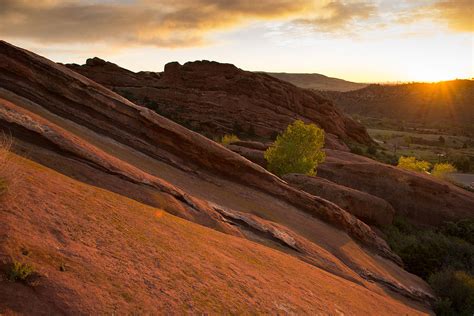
451 155 471 172
429 270 474 315
264 120 325 176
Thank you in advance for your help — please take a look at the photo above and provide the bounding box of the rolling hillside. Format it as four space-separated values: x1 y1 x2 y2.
265 72 367 92
319 80 474 129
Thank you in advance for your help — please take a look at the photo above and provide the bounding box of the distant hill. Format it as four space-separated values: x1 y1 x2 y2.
319 80 474 129
265 72 367 92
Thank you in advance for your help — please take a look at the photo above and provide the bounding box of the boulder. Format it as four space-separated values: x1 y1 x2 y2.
283 174 395 226
319 150 474 226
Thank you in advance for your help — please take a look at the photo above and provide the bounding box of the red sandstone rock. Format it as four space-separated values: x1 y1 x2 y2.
0 40 435 313
319 150 474 226
283 173 395 226
66 58 372 148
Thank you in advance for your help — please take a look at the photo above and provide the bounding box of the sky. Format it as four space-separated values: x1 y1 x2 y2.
0 0 473 82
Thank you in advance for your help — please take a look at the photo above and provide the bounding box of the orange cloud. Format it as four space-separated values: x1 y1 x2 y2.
0 0 314 47
431 0 474 33
394 0 473 33
293 1 376 33
0 0 470 49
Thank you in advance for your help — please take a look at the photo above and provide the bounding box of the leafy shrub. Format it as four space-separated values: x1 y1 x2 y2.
349 145 364 155
219 134 240 146
439 219 474 244
451 155 471 172
264 120 325 177
384 216 474 314
366 145 377 155
384 217 473 279
397 156 431 173
8 261 34 282
432 163 456 179
429 270 474 315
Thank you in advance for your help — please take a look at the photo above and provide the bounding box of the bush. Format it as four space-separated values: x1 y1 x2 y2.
384 216 474 314
432 163 457 179
264 120 325 176
349 145 364 155
397 156 431 173
429 270 474 315
384 217 473 279
366 145 377 155
7 261 34 282
219 134 240 146
451 155 471 172
440 219 474 244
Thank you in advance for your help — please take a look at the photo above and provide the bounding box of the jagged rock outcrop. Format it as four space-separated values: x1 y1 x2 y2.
283 174 395 226
66 58 372 148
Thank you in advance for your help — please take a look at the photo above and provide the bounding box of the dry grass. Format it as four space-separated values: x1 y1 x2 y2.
0 133 14 196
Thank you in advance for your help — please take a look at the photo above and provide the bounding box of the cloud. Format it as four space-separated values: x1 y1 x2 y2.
0 0 314 47
394 0 473 33
0 0 470 49
293 1 376 33
431 0 473 32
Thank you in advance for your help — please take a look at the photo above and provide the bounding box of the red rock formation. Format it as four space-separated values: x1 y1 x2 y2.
66 58 371 148
0 40 434 313
0 41 392 260
283 174 395 226
225 142 474 227
319 150 474 226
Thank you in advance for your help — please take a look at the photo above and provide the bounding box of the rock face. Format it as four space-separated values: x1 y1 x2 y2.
225 141 474 227
283 174 395 226
1 154 430 315
319 150 474 226
66 59 372 148
0 40 434 313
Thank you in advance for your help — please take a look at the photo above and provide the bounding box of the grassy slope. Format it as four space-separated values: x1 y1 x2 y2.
0 154 428 315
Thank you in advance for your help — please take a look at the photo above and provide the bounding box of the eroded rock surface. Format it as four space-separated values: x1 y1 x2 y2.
283 174 395 226
67 58 371 148
319 150 474 226
0 40 434 313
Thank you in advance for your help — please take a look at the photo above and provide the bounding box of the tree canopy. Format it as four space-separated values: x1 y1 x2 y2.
264 120 325 176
